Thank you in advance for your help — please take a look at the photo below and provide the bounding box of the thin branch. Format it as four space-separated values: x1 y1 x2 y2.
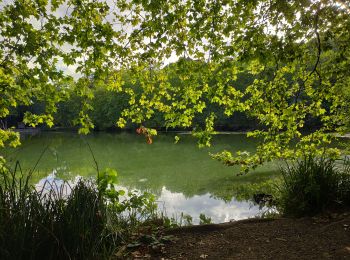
85 140 100 180
294 3 322 104
28 145 50 177
308 3 321 77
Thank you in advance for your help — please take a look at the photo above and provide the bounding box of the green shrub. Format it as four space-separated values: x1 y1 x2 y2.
278 156 350 217
0 163 158 260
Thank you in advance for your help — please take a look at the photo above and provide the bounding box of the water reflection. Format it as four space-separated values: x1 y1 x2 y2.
36 173 265 224
156 187 263 224
8 132 280 210
35 171 81 198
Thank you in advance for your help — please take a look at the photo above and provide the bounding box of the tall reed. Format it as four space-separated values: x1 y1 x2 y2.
278 156 350 216
0 162 157 259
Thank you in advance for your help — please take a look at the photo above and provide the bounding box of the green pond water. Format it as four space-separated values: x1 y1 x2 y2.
4 131 280 223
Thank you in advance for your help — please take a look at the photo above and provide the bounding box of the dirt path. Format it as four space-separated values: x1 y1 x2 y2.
153 213 350 259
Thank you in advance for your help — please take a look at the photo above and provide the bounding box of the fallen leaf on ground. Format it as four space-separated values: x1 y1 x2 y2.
276 238 287 241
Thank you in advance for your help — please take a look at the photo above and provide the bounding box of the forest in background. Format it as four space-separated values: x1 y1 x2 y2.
5 59 323 132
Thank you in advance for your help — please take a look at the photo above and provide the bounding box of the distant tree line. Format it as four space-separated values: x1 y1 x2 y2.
6 60 322 132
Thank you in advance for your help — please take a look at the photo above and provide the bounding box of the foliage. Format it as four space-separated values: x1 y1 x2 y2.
199 213 212 225
0 162 159 259
53 84 256 131
180 213 193 226
277 156 350 217
111 1 350 171
136 126 158 144
0 0 350 172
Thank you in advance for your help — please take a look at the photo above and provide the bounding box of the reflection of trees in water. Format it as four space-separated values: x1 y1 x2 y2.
9 132 279 205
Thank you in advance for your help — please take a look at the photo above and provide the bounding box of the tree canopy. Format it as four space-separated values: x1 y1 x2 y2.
1 0 350 171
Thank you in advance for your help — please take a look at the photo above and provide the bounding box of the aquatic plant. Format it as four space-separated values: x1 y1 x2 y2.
277 156 350 216
0 162 158 259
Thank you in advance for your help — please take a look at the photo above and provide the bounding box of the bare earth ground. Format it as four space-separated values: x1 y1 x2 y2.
149 213 350 260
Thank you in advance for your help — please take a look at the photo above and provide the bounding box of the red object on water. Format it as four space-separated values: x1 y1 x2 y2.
146 136 152 144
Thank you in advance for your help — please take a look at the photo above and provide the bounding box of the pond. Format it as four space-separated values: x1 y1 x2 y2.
4 131 280 223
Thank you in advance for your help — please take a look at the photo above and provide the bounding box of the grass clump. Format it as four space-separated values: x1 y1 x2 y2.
278 156 350 217
0 163 159 260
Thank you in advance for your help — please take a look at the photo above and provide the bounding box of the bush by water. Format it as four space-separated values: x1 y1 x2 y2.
278 156 350 217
